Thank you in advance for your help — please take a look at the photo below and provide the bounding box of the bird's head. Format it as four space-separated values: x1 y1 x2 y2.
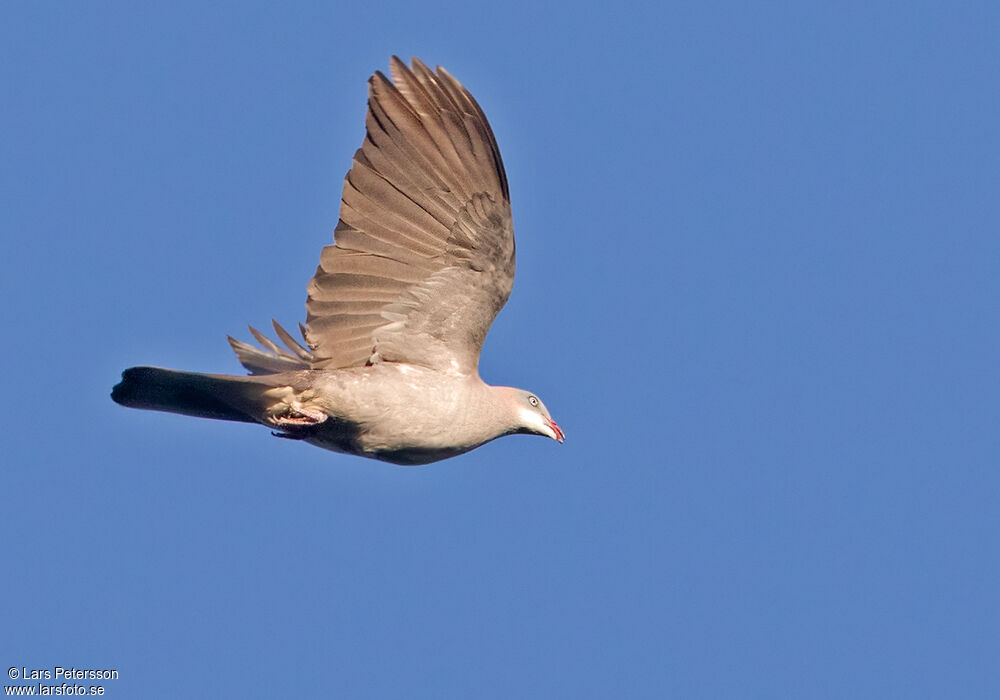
498 387 564 443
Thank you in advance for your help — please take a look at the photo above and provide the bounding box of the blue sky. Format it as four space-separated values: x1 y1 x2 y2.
3 1 998 697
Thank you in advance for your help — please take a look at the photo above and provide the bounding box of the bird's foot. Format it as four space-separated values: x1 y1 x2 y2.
270 407 327 426
263 387 329 428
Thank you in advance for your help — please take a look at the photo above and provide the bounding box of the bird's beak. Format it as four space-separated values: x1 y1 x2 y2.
546 418 565 444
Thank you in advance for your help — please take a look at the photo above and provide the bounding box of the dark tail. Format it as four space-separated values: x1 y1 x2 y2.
111 366 260 423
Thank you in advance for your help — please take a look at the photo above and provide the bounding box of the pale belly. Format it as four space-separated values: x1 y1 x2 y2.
294 365 494 465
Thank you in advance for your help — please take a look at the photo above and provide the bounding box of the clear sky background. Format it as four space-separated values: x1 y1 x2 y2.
3 1 998 698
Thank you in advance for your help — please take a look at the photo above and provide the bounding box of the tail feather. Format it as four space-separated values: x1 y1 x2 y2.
111 367 260 424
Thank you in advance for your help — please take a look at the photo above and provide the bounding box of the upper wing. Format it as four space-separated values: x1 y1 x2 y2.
276 56 514 376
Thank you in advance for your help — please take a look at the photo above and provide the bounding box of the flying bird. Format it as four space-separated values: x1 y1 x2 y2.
111 56 563 465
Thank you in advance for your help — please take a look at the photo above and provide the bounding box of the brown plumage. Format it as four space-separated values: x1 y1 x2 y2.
112 57 562 465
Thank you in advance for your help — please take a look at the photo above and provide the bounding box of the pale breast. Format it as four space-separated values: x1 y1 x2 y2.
306 364 491 460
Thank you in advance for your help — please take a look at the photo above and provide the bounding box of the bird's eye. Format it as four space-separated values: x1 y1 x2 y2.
528 396 539 407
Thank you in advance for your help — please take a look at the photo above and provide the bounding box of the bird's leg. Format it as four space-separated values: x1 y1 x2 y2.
262 386 329 427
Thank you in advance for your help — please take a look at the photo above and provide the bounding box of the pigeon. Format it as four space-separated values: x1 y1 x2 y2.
111 56 563 465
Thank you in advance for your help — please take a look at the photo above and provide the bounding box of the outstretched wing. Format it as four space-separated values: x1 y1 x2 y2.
288 56 514 377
